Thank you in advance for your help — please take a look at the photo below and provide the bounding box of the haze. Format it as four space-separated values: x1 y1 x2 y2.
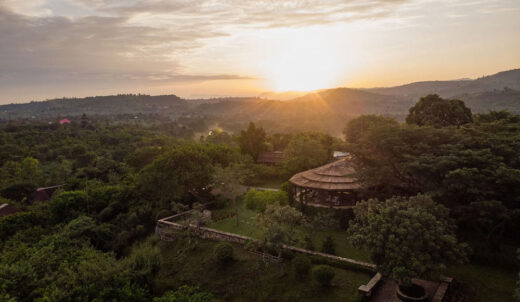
1 0 519 103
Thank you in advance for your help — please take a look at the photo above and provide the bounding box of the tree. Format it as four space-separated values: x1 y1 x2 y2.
406 94 473 127
348 195 467 287
458 200 510 246
283 133 333 174
237 122 267 160
257 204 304 258
213 163 246 225
137 145 214 208
343 115 398 144
20 157 42 185
0 161 21 188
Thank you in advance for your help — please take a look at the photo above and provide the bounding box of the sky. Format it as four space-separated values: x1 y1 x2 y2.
0 0 519 103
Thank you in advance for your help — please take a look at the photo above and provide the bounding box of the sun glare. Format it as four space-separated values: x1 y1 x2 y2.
260 30 344 92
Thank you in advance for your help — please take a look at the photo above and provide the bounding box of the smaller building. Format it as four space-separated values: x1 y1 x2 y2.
33 185 62 202
0 203 19 217
257 151 285 165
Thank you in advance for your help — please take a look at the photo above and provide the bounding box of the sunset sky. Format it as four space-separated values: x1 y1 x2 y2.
1 0 519 103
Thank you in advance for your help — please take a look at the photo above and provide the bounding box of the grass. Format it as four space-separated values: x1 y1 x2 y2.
210 200 261 238
155 237 371 302
210 200 370 262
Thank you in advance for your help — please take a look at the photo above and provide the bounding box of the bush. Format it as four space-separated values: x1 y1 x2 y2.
313 265 335 286
321 236 336 255
244 190 288 212
292 255 311 277
214 242 234 264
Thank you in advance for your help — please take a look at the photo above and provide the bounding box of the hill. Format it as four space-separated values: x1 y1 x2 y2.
367 68 520 98
0 94 190 120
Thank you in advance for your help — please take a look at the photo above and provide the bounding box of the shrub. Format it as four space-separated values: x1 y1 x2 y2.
214 242 234 264
313 265 335 286
292 255 311 277
321 236 336 255
244 190 288 212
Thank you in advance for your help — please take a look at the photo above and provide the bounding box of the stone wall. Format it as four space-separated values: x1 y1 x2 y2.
156 214 376 272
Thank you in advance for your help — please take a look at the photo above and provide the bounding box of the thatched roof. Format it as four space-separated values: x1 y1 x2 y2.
289 158 361 191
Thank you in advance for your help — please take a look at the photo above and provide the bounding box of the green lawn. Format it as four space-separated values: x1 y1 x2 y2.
155 237 371 302
210 200 370 262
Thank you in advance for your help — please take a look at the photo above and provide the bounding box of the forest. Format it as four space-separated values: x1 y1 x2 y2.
0 94 519 302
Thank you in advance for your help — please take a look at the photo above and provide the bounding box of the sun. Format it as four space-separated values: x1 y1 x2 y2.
260 30 343 92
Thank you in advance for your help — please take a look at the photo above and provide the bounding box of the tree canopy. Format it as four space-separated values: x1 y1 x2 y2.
348 195 468 286
237 122 267 160
406 94 473 127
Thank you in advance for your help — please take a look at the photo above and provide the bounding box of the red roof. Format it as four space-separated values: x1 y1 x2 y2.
59 118 71 125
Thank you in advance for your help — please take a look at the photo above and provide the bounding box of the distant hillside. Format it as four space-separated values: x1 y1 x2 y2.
367 68 520 98
0 94 190 119
458 88 520 113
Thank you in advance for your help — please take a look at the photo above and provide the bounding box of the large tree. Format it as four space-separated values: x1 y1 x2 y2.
137 145 214 208
213 163 247 225
237 122 267 160
348 194 467 286
406 94 473 127
343 115 398 144
257 204 304 257
283 132 337 174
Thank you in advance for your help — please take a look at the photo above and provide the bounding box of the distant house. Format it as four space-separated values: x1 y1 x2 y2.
59 118 71 125
257 151 285 165
0 203 19 217
33 185 62 202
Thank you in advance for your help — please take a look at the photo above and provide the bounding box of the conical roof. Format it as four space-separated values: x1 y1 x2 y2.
289 158 361 191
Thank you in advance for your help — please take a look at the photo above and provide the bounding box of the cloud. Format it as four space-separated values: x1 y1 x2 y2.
0 0 412 94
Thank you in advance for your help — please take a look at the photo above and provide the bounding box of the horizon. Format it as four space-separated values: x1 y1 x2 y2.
1 0 520 104
2 66 520 105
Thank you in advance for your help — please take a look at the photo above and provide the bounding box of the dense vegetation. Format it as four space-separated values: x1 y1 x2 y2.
0 94 519 301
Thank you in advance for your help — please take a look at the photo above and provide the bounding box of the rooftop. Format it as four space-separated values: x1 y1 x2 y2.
289 158 362 191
